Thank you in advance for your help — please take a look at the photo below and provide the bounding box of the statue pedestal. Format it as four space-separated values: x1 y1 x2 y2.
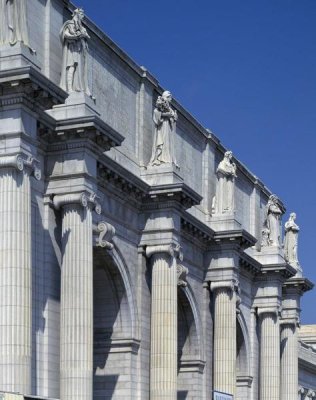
141 164 183 186
253 245 286 265
48 92 100 120
0 43 39 71
210 212 241 231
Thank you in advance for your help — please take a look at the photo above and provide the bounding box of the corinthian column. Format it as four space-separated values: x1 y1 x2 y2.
53 192 99 400
258 307 280 400
146 245 178 400
280 319 298 400
210 280 237 397
0 154 40 394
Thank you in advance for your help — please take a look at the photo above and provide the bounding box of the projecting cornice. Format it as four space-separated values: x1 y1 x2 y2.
283 277 314 294
0 65 67 109
40 114 124 153
212 229 257 251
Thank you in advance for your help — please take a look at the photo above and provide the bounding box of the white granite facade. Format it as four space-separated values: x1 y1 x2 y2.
0 1 315 400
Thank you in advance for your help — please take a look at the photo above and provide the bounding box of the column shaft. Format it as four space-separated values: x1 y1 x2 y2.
260 312 280 400
280 323 298 400
150 252 177 400
0 169 32 394
213 286 236 397
60 205 93 400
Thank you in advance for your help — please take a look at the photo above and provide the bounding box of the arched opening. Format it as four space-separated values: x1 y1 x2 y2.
177 287 204 400
93 248 138 400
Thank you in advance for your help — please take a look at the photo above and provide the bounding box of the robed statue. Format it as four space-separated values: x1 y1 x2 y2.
261 194 283 247
284 212 301 271
212 151 237 214
60 8 91 96
0 0 30 47
149 90 178 167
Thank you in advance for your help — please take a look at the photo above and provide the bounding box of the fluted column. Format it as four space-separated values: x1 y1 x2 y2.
211 280 237 397
258 307 280 400
54 192 99 400
0 154 40 394
146 245 178 400
280 319 298 400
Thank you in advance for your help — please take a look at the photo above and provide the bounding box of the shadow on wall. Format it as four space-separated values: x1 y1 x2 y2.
93 248 133 399
177 390 189 399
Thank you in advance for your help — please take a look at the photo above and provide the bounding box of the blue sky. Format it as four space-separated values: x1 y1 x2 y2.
78 0 316 323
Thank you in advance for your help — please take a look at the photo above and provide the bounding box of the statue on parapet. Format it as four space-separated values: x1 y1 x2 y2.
212 150 237 214
261 194 283 247
0 0 30 47
149 90 178 167
60 8 91 96
284 212 301 273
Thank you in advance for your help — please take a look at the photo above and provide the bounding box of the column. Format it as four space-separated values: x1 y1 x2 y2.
0 154 38 394
53 193 94 400
210 281 237 397
258 307 280 400
146 245 178 400
280 319 298 400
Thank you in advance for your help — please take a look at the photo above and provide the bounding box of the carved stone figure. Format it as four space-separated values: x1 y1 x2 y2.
0 0 30 47
149 90 178 167
213 151 237 214
262 194 283 247
284 212 300 268
60 8 91 96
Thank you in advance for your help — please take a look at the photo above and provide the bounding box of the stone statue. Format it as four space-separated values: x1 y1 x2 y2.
0 0 30 47
212 151 237 214
60 8 91 96
262 194 283 247
284 212 300 268
149 90 178 167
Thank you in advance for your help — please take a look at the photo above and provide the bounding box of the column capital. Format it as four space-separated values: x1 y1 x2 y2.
146 243 181 259
93 221 115 250
52 191 101 214
280 317 299 328
0 153 41 180
257 306 279 318
210 279 239 293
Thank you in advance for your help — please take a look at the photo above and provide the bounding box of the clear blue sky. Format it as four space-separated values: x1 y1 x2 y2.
78 0 316 323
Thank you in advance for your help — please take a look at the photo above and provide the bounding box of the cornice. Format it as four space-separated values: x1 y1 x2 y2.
143 182 202 211
212 229 257 250
283 277 314 294
181 213 214 245
0 65 67 108
260 263 297 280
239 252 261 276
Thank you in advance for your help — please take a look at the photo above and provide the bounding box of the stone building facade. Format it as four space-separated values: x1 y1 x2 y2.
0 1 315 400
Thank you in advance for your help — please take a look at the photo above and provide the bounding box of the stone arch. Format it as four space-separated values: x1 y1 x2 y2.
93 245 139 400
177 284 205 400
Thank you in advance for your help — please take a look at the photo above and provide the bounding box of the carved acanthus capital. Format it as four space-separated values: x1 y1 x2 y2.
0 154 41 180
93 221 115 250
299 386 307 396
174 245 188 287
52 191 101 213
280 317 299 328
307 389 316 399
